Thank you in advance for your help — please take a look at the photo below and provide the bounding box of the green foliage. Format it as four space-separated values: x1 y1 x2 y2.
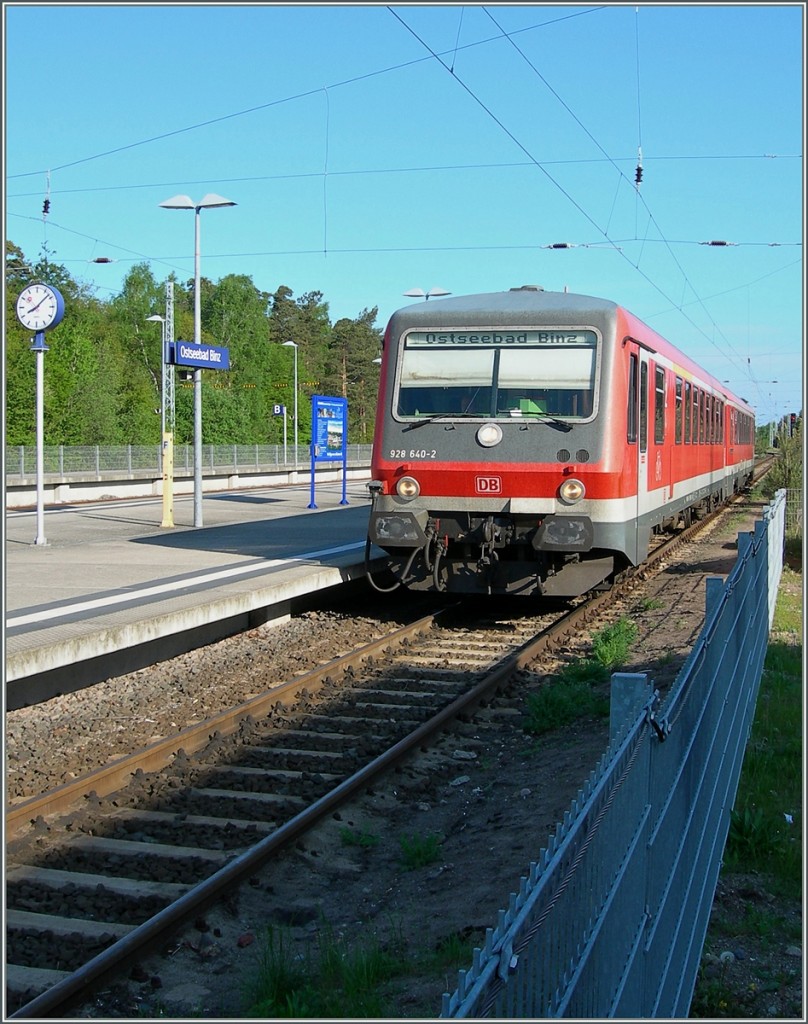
722 625 802 894
762 423 802 494
726 806 780 861
398 831 443 870
523 674 610 735
339 826 380 849
591 618 638 669
243 923 402 1018
5 241 384 447
523 617 636 735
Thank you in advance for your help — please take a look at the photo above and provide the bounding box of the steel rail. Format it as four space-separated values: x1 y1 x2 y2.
6 609 444 840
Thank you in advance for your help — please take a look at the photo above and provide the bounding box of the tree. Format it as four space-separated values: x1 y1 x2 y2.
107 264 169 443
325 310 382 443
268 286 332 442
4 241 113 445
4 241 381 449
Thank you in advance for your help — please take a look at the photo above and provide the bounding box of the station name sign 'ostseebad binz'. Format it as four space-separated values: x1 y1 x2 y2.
171 341 230 370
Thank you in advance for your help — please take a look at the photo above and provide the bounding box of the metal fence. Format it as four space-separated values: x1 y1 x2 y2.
441 490 787 1019
785 487 802 537
5 444 373 478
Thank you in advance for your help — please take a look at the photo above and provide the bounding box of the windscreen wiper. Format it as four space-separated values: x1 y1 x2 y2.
534 411 573 432
509 410 573 432
399 415 450 432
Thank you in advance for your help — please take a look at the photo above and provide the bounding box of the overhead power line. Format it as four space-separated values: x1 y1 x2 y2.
8 153 798 201
8 6 609 181
392 5 797 393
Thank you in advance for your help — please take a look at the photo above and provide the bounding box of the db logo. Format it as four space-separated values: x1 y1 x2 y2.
476 476 502 494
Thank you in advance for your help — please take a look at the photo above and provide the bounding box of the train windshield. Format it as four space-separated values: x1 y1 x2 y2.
396 329 597 419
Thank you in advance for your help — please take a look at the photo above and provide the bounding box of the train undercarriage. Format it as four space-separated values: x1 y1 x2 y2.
365 474 751 598
366 508 621 597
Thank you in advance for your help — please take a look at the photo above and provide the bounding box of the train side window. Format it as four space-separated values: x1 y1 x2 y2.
675 377 683 444
639 362 648 452
706 395 712 444
684 381 692 443
699 391 706 444
627 353 638 443
654 366 665 444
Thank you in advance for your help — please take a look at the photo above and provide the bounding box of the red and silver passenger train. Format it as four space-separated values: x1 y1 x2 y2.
365 286 755 597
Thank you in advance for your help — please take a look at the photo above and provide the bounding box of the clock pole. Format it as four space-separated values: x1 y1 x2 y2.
32 332 49 546
15 283 65 546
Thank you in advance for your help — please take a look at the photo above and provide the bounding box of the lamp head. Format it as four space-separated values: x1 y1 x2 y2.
159 195 196 210
198 193 237 209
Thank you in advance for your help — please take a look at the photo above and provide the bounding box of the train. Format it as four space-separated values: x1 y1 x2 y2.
365 285 755 597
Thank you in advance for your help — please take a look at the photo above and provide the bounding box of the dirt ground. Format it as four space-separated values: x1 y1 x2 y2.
7 502 802 1018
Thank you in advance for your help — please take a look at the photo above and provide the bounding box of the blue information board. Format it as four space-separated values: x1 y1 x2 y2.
309 395 348 508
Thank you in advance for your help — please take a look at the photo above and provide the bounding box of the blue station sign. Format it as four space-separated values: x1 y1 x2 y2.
311 395 347 462
307 394 349 509
172 340 230 371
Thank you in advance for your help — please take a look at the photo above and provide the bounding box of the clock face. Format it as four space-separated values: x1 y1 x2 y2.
16 284 64 332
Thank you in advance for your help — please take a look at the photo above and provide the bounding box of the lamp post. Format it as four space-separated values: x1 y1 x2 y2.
282 341 298 464
160 193 236 527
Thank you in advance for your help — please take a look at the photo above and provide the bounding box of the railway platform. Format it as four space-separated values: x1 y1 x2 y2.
5 478 383 709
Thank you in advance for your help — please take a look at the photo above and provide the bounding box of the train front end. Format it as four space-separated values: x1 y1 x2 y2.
366 287 630 597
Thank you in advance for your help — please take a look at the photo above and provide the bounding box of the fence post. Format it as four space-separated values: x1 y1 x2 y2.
609 673 651 747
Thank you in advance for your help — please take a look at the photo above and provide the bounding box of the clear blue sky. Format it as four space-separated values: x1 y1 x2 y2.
5 3 804 426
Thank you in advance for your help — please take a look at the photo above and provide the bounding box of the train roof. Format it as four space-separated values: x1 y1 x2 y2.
386 287 755 415
388 286 619 327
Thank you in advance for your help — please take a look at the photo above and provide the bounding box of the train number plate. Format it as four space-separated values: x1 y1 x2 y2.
475 475 502 494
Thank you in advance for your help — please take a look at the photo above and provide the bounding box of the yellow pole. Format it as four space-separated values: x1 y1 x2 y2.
161 431 174 528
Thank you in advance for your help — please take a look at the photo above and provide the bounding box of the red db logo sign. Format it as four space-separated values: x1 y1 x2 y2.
476 476 502 494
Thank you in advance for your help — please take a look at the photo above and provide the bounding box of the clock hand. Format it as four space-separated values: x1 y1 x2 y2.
27 296 49 313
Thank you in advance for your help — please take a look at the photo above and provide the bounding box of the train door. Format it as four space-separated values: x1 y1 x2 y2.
627 342 649 563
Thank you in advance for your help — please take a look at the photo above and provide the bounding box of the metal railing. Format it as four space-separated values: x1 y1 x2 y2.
442 491 786 1018
5 444 373 478
785 487 802 537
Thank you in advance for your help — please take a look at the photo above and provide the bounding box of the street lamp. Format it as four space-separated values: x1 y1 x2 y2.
282 341 298 463
403 286 451 300
160 193 236 527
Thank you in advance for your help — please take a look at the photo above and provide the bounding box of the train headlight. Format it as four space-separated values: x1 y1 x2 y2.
558 478 586 504
476 422 503 448
395 476 420 500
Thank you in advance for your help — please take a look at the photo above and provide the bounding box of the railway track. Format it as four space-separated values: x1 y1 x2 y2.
7 601 579 1017
5 484 769 1017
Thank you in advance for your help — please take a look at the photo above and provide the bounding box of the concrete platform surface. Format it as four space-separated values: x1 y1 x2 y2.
5 479 379 696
